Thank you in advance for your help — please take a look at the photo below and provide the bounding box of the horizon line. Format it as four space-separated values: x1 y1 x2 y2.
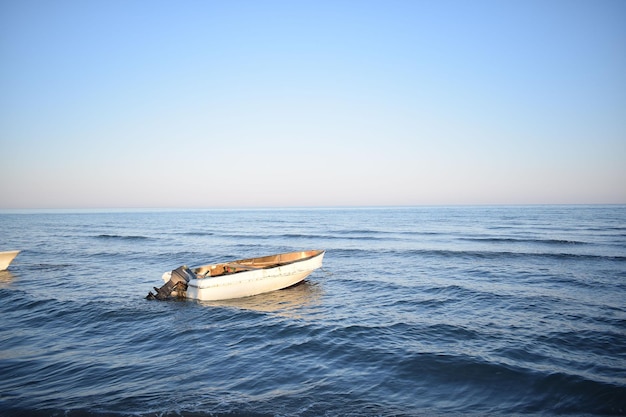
1 203 625 213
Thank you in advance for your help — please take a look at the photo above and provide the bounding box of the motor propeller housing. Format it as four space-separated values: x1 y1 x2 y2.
146 266 196 300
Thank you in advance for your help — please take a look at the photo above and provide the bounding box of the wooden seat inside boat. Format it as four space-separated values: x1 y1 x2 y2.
224 262 260 271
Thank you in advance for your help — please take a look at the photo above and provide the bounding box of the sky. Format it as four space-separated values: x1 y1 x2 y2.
1 0 625 208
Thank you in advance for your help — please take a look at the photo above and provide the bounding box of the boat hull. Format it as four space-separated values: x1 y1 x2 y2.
0 250 20 271
164 250 325 301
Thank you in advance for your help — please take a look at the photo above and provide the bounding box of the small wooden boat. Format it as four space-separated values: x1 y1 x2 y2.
0 250 20 271
148 250 325 301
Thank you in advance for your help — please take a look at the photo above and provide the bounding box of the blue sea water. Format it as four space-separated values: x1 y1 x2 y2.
0 206 625 416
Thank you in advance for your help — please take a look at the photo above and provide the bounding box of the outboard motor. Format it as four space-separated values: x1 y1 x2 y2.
147 266 195 300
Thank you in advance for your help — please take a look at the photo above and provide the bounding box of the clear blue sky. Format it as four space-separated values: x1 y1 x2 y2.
1 0 625 208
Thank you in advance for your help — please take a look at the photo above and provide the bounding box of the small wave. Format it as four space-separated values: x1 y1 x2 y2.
460 237 587 245
283 233 395 241
280 233 316 239
211 233 272 240
95 234 151 240
332 229 383 235
215 232 389 241
330 229 441 238
404 248 625 262
21 263 74 271
179 231 214 236
394 353 626 415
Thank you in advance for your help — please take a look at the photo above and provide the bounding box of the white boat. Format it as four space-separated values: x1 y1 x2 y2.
149 250 325 301
0 250 20 271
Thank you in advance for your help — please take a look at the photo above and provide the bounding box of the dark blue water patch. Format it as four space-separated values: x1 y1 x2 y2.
525 373 626 415
537 328 626 360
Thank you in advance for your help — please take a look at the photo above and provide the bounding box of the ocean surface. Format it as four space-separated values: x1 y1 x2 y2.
0 206 624 417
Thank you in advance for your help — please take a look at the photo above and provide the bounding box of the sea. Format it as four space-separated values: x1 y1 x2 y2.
0 206 624 417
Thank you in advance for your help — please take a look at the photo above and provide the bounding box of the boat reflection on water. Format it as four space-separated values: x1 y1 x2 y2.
0 271 15 289
198 280 323 317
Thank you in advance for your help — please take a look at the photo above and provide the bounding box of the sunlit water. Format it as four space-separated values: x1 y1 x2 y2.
1 206 625 416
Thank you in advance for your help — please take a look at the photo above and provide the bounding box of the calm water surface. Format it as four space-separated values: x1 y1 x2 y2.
0 206 625 416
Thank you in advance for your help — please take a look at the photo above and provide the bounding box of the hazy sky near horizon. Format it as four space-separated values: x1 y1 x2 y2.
1 0 625 208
